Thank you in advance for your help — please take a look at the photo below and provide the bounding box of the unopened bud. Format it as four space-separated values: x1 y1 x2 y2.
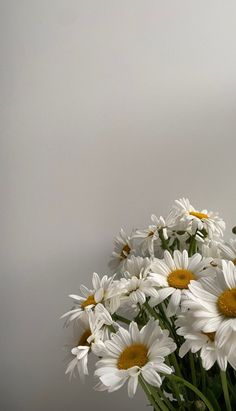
194 400 206 411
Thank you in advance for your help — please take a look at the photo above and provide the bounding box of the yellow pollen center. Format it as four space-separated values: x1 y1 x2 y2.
120 244 131 259
117 344 148 370
81 294 96 309
202 331 216 342
233 258 236 266
189 211 209 220
217 288 236 318
78 329 91 346
168 269 196 289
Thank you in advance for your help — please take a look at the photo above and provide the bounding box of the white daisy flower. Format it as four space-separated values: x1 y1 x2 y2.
182 261 236 358
61 272 117 322
65 311 95 380
132 215 168 257
94 319 176 397
218 239 236 265
173 198 225 239
175 312 228 371
65 306 115 380
117 275 160 308
149 250 213 317
108 228 134 273
124 256 151 279
200 238 223 260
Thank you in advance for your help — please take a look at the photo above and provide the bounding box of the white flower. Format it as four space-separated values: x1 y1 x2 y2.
94 319 176 397
182 260 236 369
104 261 158 314
61 272 117 322
108 229 134 273
219 239 236 265
175 312 228 370
173 198 225 239
132 212 178 257
118 275 159 308
132 215 167 257
65 312 94 380
124 256 151 279
149 250 213 317
65 306 115 380
200 238 223 260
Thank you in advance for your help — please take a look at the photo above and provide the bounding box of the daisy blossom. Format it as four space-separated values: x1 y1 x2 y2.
173 198 225 239
108 229 134 273
149 250 213 316
132 215 171 257
65 305 114 380
117 275 159 308
124 256 151 279
65 311 95 380
175 312 228 371
61 272 117 323
182 260 236 367
218 239 236 265
94 319 176 397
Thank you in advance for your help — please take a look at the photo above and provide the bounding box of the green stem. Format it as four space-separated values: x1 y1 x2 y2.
159 229 171 252
147 382 176 411
220 370 232 411
144 302 165 329
165 357 183 407
108 324 116 333
199 357 207 394
189 352 197 387
169 353 183 378
139 376 168 411
166 374 215 411
155 386 176 411
113 313 131 325
188 234 197 257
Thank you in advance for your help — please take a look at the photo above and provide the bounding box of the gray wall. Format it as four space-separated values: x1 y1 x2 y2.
1 1 236 410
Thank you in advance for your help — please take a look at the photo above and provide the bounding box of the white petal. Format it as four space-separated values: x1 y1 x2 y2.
142 367 162 387
127 376 138 398
167 290 181 317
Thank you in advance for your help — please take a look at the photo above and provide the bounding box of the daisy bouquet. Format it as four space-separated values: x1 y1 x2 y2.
61 198 236 411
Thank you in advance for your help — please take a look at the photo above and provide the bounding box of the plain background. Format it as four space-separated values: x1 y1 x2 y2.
1 1 236 410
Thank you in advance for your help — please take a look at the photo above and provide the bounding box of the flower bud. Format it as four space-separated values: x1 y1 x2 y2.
194 400 206 411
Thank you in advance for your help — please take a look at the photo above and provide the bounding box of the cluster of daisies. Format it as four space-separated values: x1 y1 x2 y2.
62 198 236 410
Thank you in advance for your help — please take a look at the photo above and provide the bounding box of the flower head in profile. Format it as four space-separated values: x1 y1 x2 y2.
175 312 228 371
182 260 236 364
108 229 134 274
124 256 151 279
64 311 94 380
94 319 176 397
132 215 171 257
173 198 225 239
65 306 114 380
61 272 117 323
149 250 213 316
219 239 236 265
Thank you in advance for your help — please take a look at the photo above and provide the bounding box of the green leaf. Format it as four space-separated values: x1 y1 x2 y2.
206 389 221 411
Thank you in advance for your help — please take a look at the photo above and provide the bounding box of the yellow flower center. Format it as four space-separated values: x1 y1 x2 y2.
117 344 148 370
81 294 96 309
189 211 209 220
78 329 91 346
202 331 216 342
217 288 236 318
120 244 131 259
148 230 155 237
168 269 196 289
233 258 236 266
